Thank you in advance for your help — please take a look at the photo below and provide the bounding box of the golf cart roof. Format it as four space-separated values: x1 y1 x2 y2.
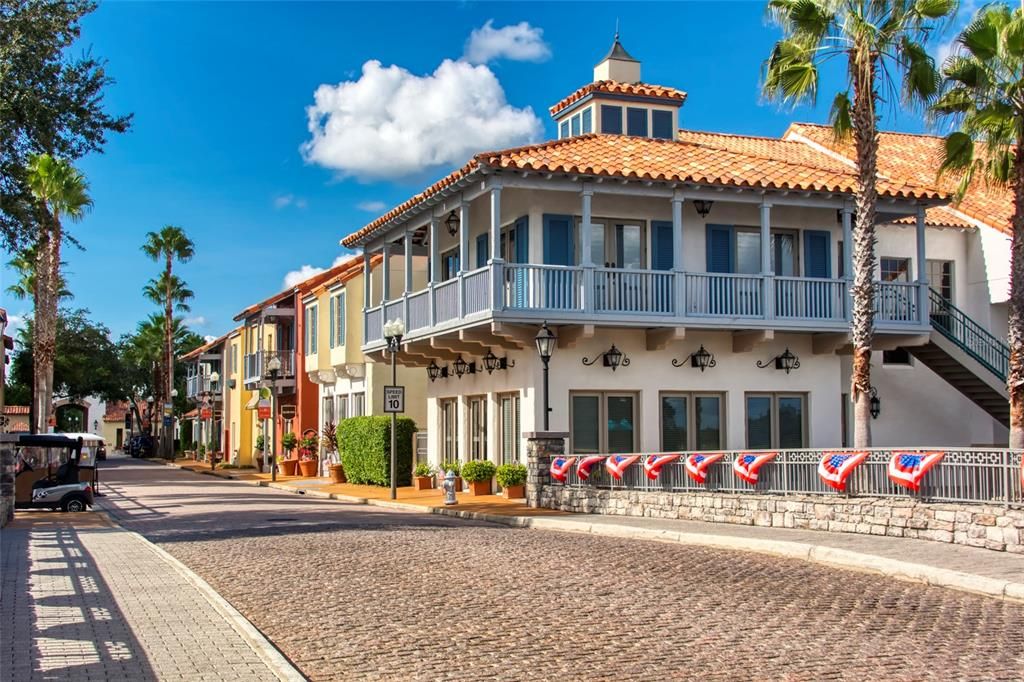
12 434 84 448
58 432 104 443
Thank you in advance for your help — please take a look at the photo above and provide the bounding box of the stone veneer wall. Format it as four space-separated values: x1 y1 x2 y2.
526 446 1024 554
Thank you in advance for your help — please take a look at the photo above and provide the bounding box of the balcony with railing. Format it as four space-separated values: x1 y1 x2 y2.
185 374 221 400
242 350 296 387
362 262 929 348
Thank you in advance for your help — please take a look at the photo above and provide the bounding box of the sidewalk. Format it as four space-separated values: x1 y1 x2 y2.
0 512 303 681
150 458 1024 602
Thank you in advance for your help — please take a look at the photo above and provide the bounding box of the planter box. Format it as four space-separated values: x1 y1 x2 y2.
468 479 491 496
414 476 433 491
502 484 525 500
298 459 318 477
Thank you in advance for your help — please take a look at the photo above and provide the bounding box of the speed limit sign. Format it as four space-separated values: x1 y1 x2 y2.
383 386 405 413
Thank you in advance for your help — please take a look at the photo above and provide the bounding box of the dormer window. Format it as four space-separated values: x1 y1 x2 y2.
627 108 647 136
558 105 594 139
600 105 622 134
652 110 673 139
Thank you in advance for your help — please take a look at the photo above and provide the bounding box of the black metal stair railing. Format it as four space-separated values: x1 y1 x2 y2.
928 289 1009 381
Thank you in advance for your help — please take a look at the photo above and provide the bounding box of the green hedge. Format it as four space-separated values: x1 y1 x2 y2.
337 416 417 486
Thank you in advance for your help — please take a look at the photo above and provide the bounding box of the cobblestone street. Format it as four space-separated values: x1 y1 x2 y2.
91 458 1024 681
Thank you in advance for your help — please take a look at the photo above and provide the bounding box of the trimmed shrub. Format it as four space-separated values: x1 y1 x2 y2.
414 463 435 478
496 463 527 487
461 459 496 483
338 416 417 487
440 461 462 476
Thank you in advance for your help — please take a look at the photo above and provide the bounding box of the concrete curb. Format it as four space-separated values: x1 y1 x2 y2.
142 457 1024 603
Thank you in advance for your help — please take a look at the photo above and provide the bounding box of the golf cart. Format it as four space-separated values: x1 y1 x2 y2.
12 434 95 512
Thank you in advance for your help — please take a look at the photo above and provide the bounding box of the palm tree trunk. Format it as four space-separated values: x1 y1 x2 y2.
849 55 878 448
1007 137 1024 448
164 252 173 458
32 210 61 434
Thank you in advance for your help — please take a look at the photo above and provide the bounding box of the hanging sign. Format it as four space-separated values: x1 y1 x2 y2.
200 407 213 420
257 399 271 421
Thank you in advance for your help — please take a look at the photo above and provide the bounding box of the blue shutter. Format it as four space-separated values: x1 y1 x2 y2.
706 224 733 273
542 214 575 266
651 221 674 271
514 216 529 263
476 234 489 268
329 297 336 348
803 230 831 278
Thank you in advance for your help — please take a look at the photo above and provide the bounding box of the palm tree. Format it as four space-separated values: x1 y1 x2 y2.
763 0 955 447
142 272 194 313
6 245 72 301
142 226 194 457
933 3 1024 447
25 153 92 432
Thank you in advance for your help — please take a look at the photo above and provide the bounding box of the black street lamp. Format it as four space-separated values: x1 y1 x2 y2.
534 322 556 431
383 318 405 501
265 355 281 481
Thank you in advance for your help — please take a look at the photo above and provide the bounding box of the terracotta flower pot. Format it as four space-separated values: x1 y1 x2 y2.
279 459 298 476
298 458 318 477
414 476 433 491
255 454 265 470
502 484 525 500
468 479 491 496
328 464 346 484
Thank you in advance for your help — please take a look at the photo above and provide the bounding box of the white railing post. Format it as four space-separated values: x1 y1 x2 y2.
763 275 774 319
582 267 595 314
491 262 503 311
915 205 929 327
458 273 466 318
428 282 436 326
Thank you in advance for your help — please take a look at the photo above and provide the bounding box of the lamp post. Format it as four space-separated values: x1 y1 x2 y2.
383 318 405 501
200 373 219 469
265 355 281 482
534 322 556 431
146 395 154 439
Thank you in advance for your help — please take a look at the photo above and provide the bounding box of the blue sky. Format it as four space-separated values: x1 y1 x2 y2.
1 1 976 342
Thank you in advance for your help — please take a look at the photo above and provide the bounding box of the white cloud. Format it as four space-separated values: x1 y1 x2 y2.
203 334 218 343
357 200 387 213
933 0 980 68
4 313 26 348
184 315 207 328
280 252 362 289
274 194 308 210
464 20 551 65
302 59 542 180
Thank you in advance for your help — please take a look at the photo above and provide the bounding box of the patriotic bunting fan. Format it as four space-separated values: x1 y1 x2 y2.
605 455 640 480
817 451 868 491
643 454 680 480
549 457 576 483
684 453 724 485
887 451 944 492
733 452 777 485
576 456 605 481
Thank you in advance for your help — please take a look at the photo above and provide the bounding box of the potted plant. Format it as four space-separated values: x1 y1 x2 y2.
254 435 265 471
323 421 345 483
279 431 298 476
440 461 462 492
297 433 319 477
496 463 527 499
413 463 435 491
461 459 496 496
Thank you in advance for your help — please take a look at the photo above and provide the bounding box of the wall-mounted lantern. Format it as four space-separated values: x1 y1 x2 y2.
582 344 630 372
757 347 800 374
482 349 514 374
426 360 449 382
692 199 714 219
869 386 881 419
672 344 716 372
452 356 476 379
445 210 460 237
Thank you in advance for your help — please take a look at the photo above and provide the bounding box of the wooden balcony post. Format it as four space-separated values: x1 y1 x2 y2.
581 184 594 314
915 204 928 325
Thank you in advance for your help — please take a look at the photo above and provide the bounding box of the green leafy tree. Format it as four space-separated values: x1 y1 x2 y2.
763 0 956 447
26 152 91 432
0 0 131 251
141 225 195 457
933 3 1024 446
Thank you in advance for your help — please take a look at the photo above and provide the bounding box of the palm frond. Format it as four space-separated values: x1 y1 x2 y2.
829 91 853 140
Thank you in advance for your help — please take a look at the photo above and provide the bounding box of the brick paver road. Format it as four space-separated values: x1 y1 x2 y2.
99 458 1024 681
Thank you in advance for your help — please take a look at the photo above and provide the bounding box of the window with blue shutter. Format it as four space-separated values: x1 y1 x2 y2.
600 105 622 134
652 110 673 139
803 230 831 278
581 108 592 134
651 221 674 271
627 108 648 136
705 224 734 273
559 121 569 139
513 216 529 263
542 214 575 266
476 234 489 268
329 296 336 348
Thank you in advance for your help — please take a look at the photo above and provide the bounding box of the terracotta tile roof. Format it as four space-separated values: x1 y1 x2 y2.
550 80 687 117
3 405 29 415
310 254 381 296
784 123 1009 233
343 132 947 248
180 329 236 362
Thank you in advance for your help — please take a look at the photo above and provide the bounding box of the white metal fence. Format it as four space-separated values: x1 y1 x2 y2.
551 448 1023 506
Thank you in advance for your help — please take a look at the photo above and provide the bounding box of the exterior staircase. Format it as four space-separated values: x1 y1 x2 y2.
906 290 1010 427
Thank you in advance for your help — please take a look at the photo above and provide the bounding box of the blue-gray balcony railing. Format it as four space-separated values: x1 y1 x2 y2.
362 262 929 346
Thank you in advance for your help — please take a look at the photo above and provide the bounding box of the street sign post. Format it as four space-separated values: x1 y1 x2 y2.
257 399 271 421
383 386 405 414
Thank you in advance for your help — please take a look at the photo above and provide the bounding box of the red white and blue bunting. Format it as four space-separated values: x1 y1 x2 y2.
643 454 680 480
888 451 945 492
733 452 777 485
817 451 868 491
684 453 724 485
606 455 640 480
549 457 576 483
576 455 605 481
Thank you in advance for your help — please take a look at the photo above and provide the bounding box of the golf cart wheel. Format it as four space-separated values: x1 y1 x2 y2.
62 497 87 513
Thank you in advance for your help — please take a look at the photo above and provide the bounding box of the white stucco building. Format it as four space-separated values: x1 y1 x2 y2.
341 38 1011 468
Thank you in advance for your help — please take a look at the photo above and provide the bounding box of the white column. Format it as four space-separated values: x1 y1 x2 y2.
459 200 470 274
429 218 440 282
403 231 414 294
672 192 685 319
915 204 928 325
760 200 773 319
380 243 391 305
363 251 371 310
489 183 503 263
841 205 854 280
581 184 594 314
